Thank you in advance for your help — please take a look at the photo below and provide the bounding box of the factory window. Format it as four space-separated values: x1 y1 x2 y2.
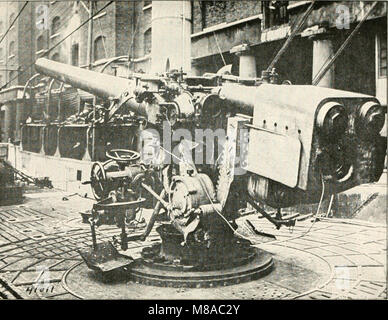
9 41 15 56
378 33 387 78
93 36 106 62
51 16 60 35
51 53 60 62
36 35 45 52
144 28 151 55
36 5 48 30
71 43 79 66
201 1 226 29
262 1 289 29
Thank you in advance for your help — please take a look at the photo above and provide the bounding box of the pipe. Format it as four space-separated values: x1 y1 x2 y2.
22 73 41 100
86 0 94 69
100 55 129 74
46 78 57 120
57 82 65 122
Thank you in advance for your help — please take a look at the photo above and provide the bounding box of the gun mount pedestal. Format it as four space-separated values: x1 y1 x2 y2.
129 224 273 288
33 58 385 290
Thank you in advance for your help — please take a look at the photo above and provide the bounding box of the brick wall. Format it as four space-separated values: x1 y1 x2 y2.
17 2 35 86
45 1 73 63
5 2 18 87
0 3 7 88
135 1 152 59
334 20 384 97
192 0 263 33
0 2 36 87
2 2 19 87
92 1 116 62
121 1 152 73
115 1 135 59
33 1 117 67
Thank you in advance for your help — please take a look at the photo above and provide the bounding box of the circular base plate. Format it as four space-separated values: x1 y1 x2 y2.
63 244 331 299
130 247 273 288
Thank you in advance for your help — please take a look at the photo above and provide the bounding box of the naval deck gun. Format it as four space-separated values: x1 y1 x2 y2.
32 57 386 286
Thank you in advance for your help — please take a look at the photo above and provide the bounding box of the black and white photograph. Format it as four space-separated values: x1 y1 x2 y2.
0 0 386 305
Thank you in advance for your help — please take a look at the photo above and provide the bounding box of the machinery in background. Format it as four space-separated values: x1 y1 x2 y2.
0 143 53 205
33 58 386 287
0 159 53 190
0 145 23 205
0 150 53 206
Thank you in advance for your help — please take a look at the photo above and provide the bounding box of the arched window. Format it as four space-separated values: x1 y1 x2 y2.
36 5 48 30
51 16 60 35
9 13 15 26
9 41 15 56
51 52 59 62
37 35 45 52
144 28 151 55
93 36 106 62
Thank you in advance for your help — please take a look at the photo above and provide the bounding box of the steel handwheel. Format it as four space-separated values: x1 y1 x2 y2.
90 162 109 200
105 149 140 164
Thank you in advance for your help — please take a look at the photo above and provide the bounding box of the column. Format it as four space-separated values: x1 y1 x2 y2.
151 1 192 74
311 34 335 88
230 44 257 78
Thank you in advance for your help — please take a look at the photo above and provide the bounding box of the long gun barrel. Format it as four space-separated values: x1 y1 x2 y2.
35 58 148 117
35 58 129 99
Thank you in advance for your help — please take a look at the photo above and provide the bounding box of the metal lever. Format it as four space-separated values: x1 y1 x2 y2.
89 217 97 250
247 196 296 230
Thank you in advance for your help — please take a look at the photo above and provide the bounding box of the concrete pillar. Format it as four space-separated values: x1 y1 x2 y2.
239 55 257 78
311 35 335 88
3 102 15 142
230 44 257 78
151 1 192 75
191 59 201 76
